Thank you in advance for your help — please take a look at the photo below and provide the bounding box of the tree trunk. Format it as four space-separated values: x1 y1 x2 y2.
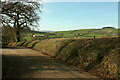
15 13 20 43
15 28 20 43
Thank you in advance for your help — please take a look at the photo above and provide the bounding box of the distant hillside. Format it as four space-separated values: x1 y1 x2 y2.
21 28 118 41
50 28 118 38
40 30 56 32
21 29 46 34
102 27 115 29
20 30 46 41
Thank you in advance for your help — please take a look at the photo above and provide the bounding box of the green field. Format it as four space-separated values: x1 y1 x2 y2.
51 28 118 37
21 28 119 41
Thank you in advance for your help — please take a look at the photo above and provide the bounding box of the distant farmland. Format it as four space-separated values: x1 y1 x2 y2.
21 28 119 41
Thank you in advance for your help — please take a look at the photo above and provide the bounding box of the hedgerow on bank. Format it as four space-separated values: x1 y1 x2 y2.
8 37 119 78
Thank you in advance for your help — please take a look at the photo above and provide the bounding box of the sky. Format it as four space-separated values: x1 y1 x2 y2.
37 2 118 31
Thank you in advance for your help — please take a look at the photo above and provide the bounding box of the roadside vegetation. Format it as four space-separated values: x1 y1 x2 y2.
8 37 119 78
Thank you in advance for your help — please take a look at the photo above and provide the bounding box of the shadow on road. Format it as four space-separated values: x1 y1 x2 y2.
2 54 71 78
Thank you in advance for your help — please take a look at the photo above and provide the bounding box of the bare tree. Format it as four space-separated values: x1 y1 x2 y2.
1 1 41 42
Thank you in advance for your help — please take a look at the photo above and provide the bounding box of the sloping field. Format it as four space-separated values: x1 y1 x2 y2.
20 28 118 41
8 37 119 78
50 28 118 38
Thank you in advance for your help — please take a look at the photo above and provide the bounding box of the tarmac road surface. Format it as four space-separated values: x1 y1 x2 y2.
2 47 98 78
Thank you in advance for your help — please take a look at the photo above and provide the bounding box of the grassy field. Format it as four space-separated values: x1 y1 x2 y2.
50 28 118 38
21 28 119 41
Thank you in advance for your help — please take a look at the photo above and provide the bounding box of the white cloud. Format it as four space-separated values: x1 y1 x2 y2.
102 25 116 27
